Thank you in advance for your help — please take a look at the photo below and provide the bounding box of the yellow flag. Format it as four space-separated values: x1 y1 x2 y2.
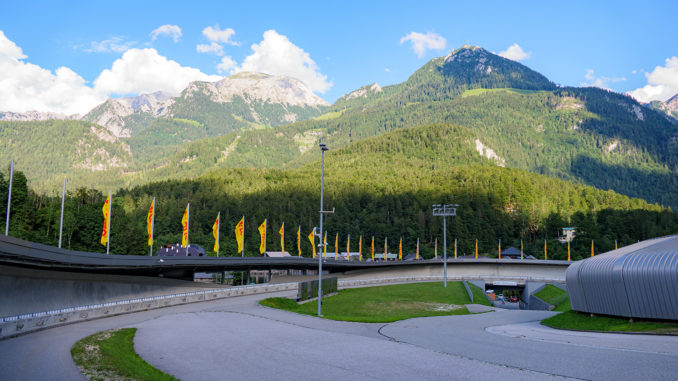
212 213 220 253
279 222 285 253
147 199 154 246
258 219 267 254
235 217 244 253
297 225 301 256
371 236 375 260
346 234 350 261
544 239 547 260
435 238 438 259
358 235 362 261
334 232 338 260
181 204 189 248
308 229 316 258
100 194 111 246
323 231 327 258
384 237 387 261
398 237 402 260
416 238 419 260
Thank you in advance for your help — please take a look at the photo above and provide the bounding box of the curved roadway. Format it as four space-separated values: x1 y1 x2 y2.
1 289 677 380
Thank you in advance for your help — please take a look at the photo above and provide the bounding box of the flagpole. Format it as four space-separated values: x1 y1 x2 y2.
298 225 301 257
149 197 155 256
58 179 66 248
106 190 111 255
5 160 13 236
241 215 245 257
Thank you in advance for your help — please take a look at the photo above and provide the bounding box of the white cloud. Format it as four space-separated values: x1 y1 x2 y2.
81 36 135 53
202 25 239 46
93 48 221 97
0 31 105 115
150 24 182 43
384 67 391 73
498 43 531 61
217 56 236 74
0 30 26 60
232 30 332 93
582 69 626 90
628 57 678 103
399 31 446 58
196 42 224 56
0 31 222 115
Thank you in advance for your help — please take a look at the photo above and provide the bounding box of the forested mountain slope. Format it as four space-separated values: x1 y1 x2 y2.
2 123 675 262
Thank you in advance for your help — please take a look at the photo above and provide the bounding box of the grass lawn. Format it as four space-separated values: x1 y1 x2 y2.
539 288 678 334
534 284 570 312
260 281 490 323
71 328 178 381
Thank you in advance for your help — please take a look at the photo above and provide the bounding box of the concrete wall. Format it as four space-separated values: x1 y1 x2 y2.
338 262 568 282
0 265 224 317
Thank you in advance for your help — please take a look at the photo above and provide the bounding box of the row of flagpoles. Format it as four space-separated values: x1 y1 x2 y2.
2 160 603 260
130 198 603 262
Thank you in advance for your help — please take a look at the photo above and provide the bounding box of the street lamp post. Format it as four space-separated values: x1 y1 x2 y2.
317 142 332 316
433 204 458 288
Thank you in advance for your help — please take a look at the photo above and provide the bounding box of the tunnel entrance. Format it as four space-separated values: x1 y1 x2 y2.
483 281 525 309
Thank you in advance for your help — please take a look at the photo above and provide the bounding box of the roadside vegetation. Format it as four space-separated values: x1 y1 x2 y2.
534 284 570 312
260 281 490 323
71 328 178 381
540 288 678 334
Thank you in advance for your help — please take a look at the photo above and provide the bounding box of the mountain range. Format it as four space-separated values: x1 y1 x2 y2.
2 46 678 210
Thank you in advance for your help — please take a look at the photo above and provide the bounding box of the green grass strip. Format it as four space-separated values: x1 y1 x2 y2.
534 284 569 310
260 281 490 323
71 328 178 381
542 310 678 334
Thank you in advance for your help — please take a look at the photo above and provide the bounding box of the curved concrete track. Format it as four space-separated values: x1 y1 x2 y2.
1 290 677 381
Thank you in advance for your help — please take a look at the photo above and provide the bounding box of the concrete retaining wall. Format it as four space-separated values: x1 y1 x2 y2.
0 265 225 317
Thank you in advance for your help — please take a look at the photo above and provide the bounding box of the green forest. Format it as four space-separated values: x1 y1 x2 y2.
2 123 676 261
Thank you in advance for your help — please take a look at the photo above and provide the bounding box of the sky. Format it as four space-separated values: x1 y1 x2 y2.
1 0 677 115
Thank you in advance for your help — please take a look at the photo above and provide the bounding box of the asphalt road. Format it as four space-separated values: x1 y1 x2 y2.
1 290 677 380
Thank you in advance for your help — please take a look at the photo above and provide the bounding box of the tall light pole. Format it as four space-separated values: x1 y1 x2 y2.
433 204 458 288
5 160 14 236
317 142 332 317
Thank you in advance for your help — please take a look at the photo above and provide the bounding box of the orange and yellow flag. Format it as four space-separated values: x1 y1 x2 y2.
297 225 301 256
181 204 190 248
435 238 438 259
212 213 220 253
147 198 154 247
279 222 285 253
371 236 375 261
308 229 316 258
398 237 402 260
384 237 387 261
334 232 338 260
358 235 362 261
100 194 111 246
258 219 267 254
346 234 350 261
416 238 419 260
235 216 244 253
323 231 327 258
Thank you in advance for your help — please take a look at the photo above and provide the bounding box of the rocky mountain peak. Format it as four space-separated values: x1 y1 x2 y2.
342 83 383 101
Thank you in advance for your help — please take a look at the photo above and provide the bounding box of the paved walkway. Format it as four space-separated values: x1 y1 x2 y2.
1 289 677 380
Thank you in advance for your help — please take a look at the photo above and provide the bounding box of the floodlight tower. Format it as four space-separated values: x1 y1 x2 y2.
317 142 333 316
433 204 459 287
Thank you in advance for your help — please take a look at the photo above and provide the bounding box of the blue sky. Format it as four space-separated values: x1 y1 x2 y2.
1 1 676 114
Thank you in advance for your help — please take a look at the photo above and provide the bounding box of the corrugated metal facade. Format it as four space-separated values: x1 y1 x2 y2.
566 235 678 320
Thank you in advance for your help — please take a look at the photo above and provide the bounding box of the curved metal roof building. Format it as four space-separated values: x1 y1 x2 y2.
566 235 678 320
